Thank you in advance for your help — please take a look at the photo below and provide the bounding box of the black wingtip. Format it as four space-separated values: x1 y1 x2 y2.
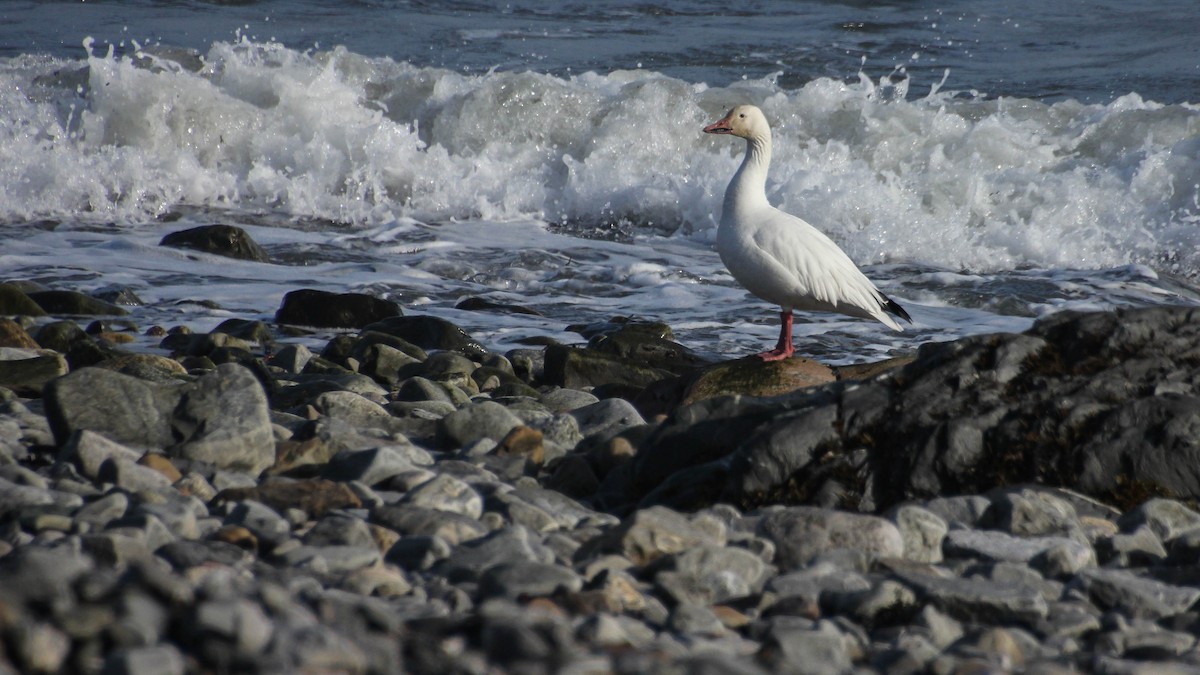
882 294 912 324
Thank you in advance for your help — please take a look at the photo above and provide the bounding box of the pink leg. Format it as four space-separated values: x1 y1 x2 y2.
755 309 795 361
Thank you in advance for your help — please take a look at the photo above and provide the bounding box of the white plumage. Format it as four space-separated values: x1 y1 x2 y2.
703 104 911 361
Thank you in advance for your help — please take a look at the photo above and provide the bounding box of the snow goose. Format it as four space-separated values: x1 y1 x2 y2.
703 104 911 361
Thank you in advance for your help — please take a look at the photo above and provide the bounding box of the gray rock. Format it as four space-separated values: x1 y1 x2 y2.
1118 499 1200 542
923 495 991 528
891 568 1049 624
434 525 553 582
74 490 130 530
892 504 948 563
943 529 1094 568
1073 568 1200 620
102 644 186 675
279 544 381 573
755 507 904 570
477 560 583 599
168 364 275 474
58 429 144 479
357 342 421 386
105 456 175 492
667 601 726 637
311 390 408 435
323 445 424 486
226 499 291 547
539 388 600 412
45 368 183 449
385 534 452 571
438 400 522 448
985 487 1081 536
1098 524 1168 567
577 505 724 566
569 397 646 439
655 544 767 605
268 343 313 374
303 513 376 548
403 473 483 518
371 504 488 545
193 598 275 659
761 623 853 675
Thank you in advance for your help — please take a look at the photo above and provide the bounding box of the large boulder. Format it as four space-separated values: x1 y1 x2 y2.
617 306 1200 513
45 363 275 474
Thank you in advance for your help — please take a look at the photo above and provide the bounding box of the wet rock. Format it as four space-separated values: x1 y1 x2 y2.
275 288 402 329
362 315 487 359
0 352 69 396
0 317 39 348
543 343 674 390
679 356 836 406
455 295 543 316
45 368 183 449
28 289 129 316
159 223 270 262
0 283 47 316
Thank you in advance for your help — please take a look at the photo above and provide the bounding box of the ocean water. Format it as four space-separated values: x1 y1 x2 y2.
2 0 1199 364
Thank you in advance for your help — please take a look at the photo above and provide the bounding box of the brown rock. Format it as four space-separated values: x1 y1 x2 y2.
681 356 835 406
0 318 39 349
139 454 183 483
214 477 361 519
271 437 338 475
0 353 68 396
368 524 401 555
495 425 545 465
211 525 258 552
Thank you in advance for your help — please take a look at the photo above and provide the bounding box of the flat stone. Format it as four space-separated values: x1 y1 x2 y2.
891 568 1049 625
943 529 1095 567
1074 568 1200 620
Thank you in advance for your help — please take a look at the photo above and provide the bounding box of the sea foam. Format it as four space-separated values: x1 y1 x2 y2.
1 37 1198 276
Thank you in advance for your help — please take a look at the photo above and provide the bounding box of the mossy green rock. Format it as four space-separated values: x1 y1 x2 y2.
0 284 48 317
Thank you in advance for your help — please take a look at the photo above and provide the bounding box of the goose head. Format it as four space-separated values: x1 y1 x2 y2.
703 104 770 141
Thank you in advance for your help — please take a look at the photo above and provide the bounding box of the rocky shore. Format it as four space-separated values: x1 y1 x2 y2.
2 233 1200 673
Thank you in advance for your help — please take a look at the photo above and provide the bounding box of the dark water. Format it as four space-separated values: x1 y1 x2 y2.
5 0 1199 104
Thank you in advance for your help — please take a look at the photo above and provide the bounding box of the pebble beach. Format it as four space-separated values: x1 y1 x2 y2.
2 225 1200 674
